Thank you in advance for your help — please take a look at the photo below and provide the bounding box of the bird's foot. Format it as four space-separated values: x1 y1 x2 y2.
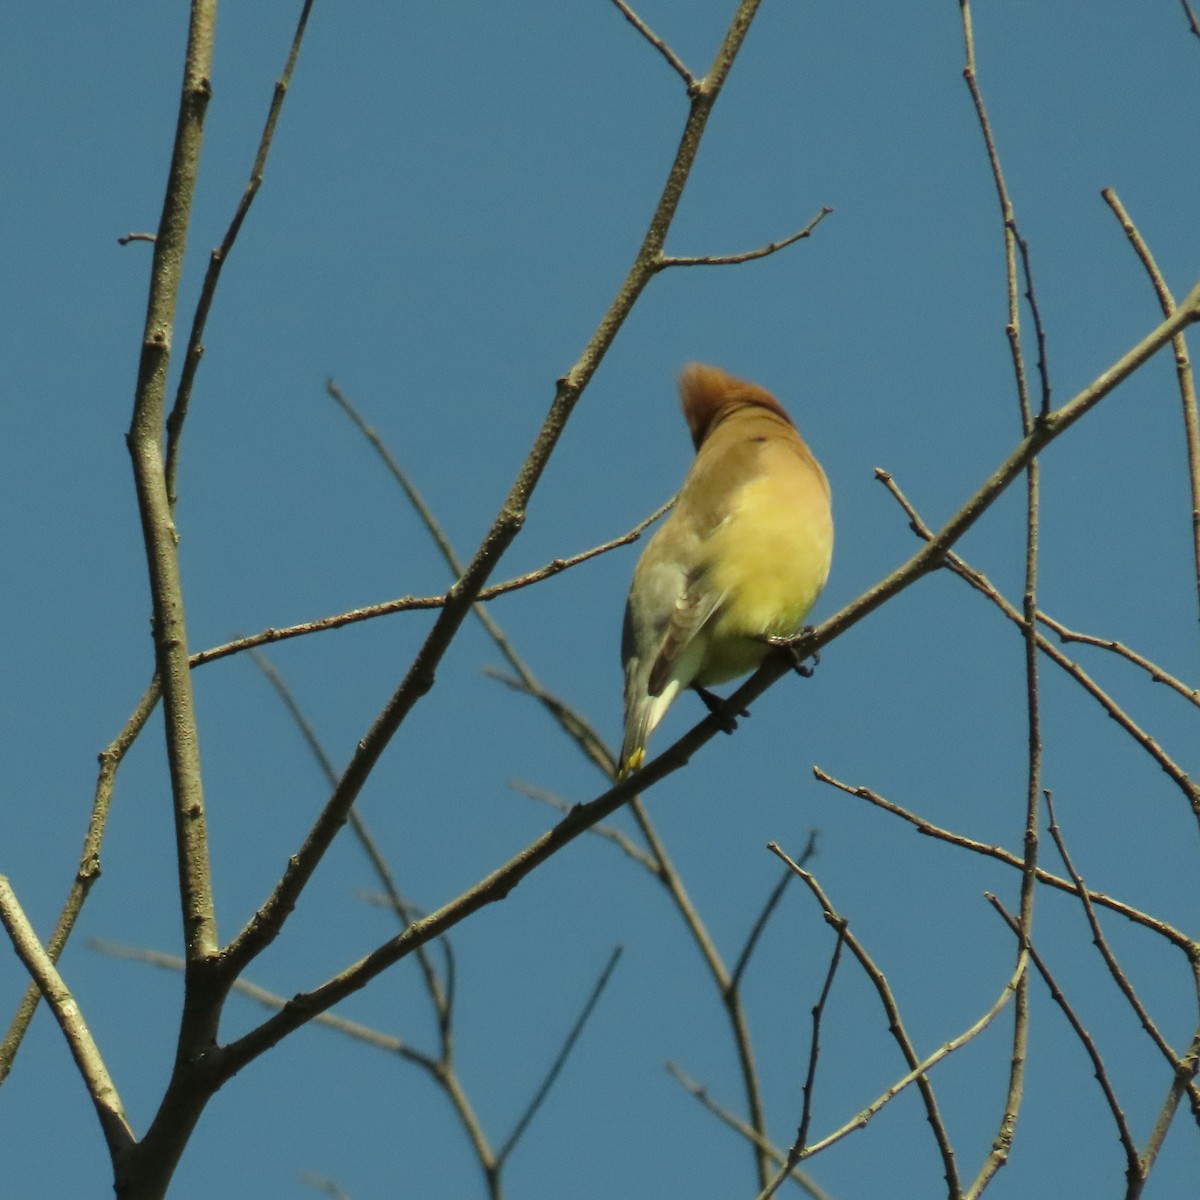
766 627 820 678
694 686 749 734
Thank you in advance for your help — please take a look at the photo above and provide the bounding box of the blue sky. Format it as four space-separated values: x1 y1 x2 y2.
2 3 1199 1198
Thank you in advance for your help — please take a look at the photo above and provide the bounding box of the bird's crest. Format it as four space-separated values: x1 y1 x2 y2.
678 363 795 450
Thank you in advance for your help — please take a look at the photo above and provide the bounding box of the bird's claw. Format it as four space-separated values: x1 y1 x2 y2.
694 686 749 734
768 627 820 677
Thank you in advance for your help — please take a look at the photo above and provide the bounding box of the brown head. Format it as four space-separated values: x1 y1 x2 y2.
678 362 796 450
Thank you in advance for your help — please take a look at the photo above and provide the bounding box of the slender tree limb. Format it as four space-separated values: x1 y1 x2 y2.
986 897 1142 1190
124 0 219 971
624 792 776 1188
510 780 659 871
1043 792 1200 1114
165 0 316 511
89 938 438 1070
0 680 159 1083
1180 0 1200 42
219 0 772 998
1144 1031 1200 1158
1102 187 1200 627
812 766 1199 955
658 208 833 269
876 469 1200 825
496 946 623 1165
766 847 962 1197
249 651 450 1031
730 833 819 992
192 494 671 672
794 924 846 1162
0 881 135 1160
959 4 1045 1186
664 1063 834 1200
607 0 696 90
1036 613 1200 709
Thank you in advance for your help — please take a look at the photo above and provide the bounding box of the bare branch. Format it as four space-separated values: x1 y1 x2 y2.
607 0 696 90
664 1063 833 1200
1043 792 1200 1113
876 468 1200 826
730 832 819 992
795 925 846 1160
766 846 962 1196
659 207 833 269
165 0 317 511
1037 613 1200 709
0 883 134 1159
959 5 1046 1185
510 779 658 871
497 947 623 1165
813 766 1199 955
986 899 1142 1186
1180 0 1200 41
125 0 219 975
1102 187 1200 626
0 679 159 1082
249 650 451 1033
90 938 437 1070
188 499 672 671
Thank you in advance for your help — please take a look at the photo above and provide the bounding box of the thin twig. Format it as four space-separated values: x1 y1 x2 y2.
165 0 316 511
766 847 963 1197
876 469 1200 826
1180 0 1200 41
125 0 219 977
1036 613 1200 709
730 833 819 992
961 0 1046 1178
757 961 1020 1199
0 883 135 1158
510 780 659 871
1102 187 1200 627
607 0 696 89
1043 792 1200 1112
987 896 1142 1188
189 500 673 672
795 924 846 1159
117 232 157 245
89 938 438 1069
659 208 833 269
664 1063 834 1200
298 1173 353 1200
0 679 159 1082
812 766 1199 955
497 947 623 1165
249 650 451 1032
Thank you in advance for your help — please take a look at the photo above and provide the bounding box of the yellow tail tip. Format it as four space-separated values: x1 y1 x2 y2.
618 748 645 780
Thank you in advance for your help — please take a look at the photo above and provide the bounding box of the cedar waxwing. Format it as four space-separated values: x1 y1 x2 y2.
619 363 833 776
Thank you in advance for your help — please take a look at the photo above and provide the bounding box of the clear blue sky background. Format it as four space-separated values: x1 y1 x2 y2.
2 3 1199 1198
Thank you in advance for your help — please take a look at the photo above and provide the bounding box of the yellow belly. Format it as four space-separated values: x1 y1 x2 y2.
695 474 833 686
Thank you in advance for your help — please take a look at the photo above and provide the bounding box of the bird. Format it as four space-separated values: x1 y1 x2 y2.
619 363 833 777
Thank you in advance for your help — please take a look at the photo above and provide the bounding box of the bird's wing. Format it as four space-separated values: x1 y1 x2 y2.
620 549 725 775
646 574 724 698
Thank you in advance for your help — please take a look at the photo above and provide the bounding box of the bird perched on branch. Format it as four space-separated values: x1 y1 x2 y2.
619 363 833 776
